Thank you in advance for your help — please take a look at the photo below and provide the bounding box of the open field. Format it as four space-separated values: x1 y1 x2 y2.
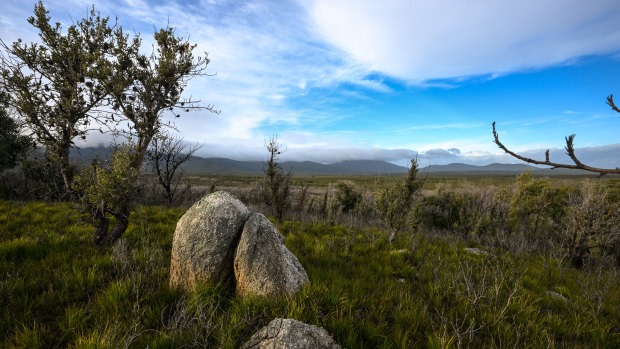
1 172 619 347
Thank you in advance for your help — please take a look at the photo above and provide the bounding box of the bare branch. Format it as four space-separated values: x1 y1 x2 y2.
607 94 620 113
492 122 620 176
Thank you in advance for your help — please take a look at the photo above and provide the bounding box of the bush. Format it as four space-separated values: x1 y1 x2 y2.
335 181 362 213
0 153 69 201
560 179 620 268
508 171 568 238
414 187 507 239
375 158 424 241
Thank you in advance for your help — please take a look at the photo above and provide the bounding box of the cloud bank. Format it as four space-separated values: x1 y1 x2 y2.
308 0 620 82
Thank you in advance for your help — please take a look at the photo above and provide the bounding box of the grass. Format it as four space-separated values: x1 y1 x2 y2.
0 200 618 348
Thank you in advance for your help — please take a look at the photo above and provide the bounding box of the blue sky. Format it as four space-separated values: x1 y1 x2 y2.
2 0 619 166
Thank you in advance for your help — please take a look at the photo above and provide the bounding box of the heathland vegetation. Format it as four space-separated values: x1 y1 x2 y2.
1 2 619 348
0 172 619 347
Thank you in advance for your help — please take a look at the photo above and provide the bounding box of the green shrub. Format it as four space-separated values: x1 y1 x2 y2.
375 158 424 241
334 181 362 213
414 187 507 238
508 171 568 238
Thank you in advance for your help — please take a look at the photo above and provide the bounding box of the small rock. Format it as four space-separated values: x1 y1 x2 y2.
463 247 489 256
546 291 569 303
242 318 342 349
234 214 309 297
396 278 406 284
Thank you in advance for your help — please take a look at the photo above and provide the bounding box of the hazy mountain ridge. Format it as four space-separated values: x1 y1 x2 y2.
69 147 598 175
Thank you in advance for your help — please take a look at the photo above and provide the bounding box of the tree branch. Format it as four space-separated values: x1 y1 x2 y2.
607 94 620 113
492 122 620 176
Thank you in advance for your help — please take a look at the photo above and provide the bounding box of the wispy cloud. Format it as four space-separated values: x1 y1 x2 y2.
3 0 619 168
307 0 620 82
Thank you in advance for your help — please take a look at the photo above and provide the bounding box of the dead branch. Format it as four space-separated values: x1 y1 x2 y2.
492 122 620 176
607 94 620 113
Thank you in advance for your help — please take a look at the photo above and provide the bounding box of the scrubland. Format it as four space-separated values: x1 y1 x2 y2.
0 173 619 347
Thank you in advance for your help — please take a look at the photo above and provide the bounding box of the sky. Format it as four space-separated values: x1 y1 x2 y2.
1 0 620 167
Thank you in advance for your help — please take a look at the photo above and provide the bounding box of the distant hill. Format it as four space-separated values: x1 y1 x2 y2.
421 162 594 175
184 158 409 175
69 146 599 176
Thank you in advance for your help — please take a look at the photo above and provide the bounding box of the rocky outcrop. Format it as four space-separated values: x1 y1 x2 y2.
234 214 310 297
170 191 251 290
242 318 342 349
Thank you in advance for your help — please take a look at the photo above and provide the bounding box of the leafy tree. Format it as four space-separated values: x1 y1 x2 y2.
263 135 291 222
79 24 214 247
375 157 424 242
0 1 116 191
0 92 32 172
147 131 201 207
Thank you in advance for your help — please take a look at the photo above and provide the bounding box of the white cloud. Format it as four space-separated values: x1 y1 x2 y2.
307 0 620 81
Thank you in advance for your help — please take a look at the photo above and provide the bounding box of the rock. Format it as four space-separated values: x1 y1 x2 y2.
463 247 490 256
546 290 569 303
242 318 342 349
234 213 309 297
170 191 251 290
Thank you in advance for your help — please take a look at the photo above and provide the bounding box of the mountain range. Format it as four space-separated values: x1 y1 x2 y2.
70 146 597 176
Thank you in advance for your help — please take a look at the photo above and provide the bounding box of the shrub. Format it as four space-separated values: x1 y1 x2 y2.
560 179 620 268
508 171 568 239
334 181 362 213
73 144 140 247
375 158 424 241
414 187 507 239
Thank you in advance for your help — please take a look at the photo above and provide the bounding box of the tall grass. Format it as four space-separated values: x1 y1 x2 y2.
1 200 618 347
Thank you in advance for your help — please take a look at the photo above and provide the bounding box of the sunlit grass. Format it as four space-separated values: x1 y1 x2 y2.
0 201 618 347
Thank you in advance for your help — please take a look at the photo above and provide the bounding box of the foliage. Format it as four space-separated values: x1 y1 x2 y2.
263 136 291 221
73 144 139 246
0 201 618 347
508 171 568 237
415 186 508 240
0 92 32 172
0 1 117 191
74 145 139 213
375 157 424 241
561 179 620 268
334 181 362 213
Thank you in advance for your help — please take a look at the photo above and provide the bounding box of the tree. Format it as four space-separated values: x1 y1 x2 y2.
492 95 620 176
375 157 424 242
263 135 291 222
0 92 32 172
0 1 116 192
147 131 201 207
78 24 215 247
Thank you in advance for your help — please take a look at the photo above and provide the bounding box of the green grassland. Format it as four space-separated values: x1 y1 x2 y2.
1 198 618 348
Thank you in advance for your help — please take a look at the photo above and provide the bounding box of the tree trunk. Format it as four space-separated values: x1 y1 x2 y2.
59 146 73 195
388 228 398 243
93 209 110 247
94 206 130 248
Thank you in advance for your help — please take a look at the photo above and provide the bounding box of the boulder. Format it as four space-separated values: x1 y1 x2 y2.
234 213 309 297
170 191 251 290
242 318 342 349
